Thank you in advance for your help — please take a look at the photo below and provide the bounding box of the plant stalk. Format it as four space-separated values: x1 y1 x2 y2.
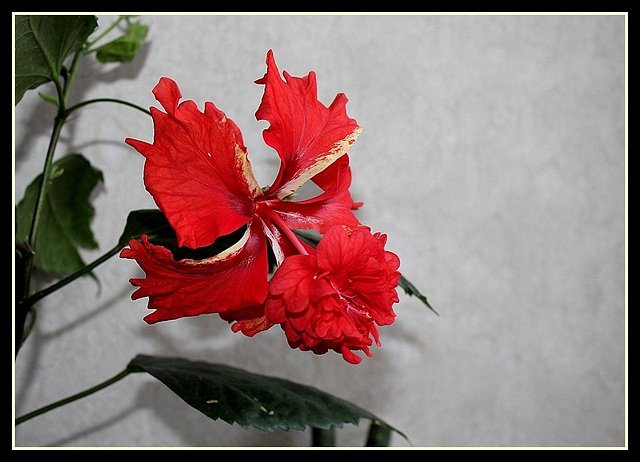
66 98 150 117
365 420 392 446
15 368 132 425
16 113 66 355
21 243 123 310
312 427 336 446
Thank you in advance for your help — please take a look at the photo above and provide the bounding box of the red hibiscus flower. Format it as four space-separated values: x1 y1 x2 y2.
121 50 403 363
265 225 401 364
121 50 362 332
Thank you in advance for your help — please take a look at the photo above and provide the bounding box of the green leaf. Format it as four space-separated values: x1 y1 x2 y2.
398 275 438 315
127 354 407 440
14 15 98 104
117 209 174 247
37 92 59 106
94 21 148 63
118 209 249 262
15 153 103 275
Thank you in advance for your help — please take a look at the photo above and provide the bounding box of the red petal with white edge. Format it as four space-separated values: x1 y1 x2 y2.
310 155 363 210
255 50 362 199
269 155 361 234
126 77 262 249
119 220 269 324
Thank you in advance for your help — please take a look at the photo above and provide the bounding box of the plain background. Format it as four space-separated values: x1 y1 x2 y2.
13 13 626 448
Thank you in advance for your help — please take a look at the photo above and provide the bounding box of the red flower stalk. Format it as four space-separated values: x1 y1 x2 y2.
121 50 401 362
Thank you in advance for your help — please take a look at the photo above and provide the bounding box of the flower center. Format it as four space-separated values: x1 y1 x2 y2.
324 274 370 319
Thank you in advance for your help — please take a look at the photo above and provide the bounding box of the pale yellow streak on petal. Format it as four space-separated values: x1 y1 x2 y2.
182 225 252 266
276 126 363 200
236 144 262 198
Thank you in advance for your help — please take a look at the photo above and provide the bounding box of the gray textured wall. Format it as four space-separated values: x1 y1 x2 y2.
14 14 626 447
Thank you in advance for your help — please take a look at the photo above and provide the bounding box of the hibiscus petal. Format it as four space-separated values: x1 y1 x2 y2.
319 227 401 325
268 155 361 234
316 225 370 274
255 50 362 199
119 219 269 324
227 313 273 337
126 77 262 249
310 155 363 210
266 254 317 315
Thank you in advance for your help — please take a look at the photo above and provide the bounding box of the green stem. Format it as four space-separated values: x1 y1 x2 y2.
312 427 336 446
84 15 125 50
66 98 150 117
17 45 81 353
27 115 65 252
17 113 66 354
365 420 392 446
15 368 132 425
21 243 123 310
60 47 86 110
16 38 151 352
26 41 91 259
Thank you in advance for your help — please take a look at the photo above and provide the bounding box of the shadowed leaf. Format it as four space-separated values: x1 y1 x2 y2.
94 20 148 63
15 153 103 274
127 354 406 440
118 209 174 247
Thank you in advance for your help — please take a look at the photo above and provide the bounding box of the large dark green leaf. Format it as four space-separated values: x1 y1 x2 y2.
14 15 98 104
127 354 406 439
15 153 103 275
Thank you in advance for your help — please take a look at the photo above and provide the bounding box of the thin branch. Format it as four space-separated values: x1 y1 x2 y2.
66 98 150 117
21 243 123 309
15 368 132 425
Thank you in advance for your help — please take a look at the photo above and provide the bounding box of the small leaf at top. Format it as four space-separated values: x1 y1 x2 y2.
14 15 98 104
15 153 103 275
127 354 407 441
94 21 148 63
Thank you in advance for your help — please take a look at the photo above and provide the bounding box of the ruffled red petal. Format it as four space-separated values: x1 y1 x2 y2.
268 155 362 234
255 50 362 200
125 77 262 249
265 225 401 364
119 219 269 324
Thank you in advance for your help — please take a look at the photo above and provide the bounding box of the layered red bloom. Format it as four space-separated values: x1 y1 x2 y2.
265 226 401 364
121 50 401 363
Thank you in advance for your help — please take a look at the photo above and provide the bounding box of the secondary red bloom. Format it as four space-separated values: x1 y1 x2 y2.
265 225 401 364
121 50 362 330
